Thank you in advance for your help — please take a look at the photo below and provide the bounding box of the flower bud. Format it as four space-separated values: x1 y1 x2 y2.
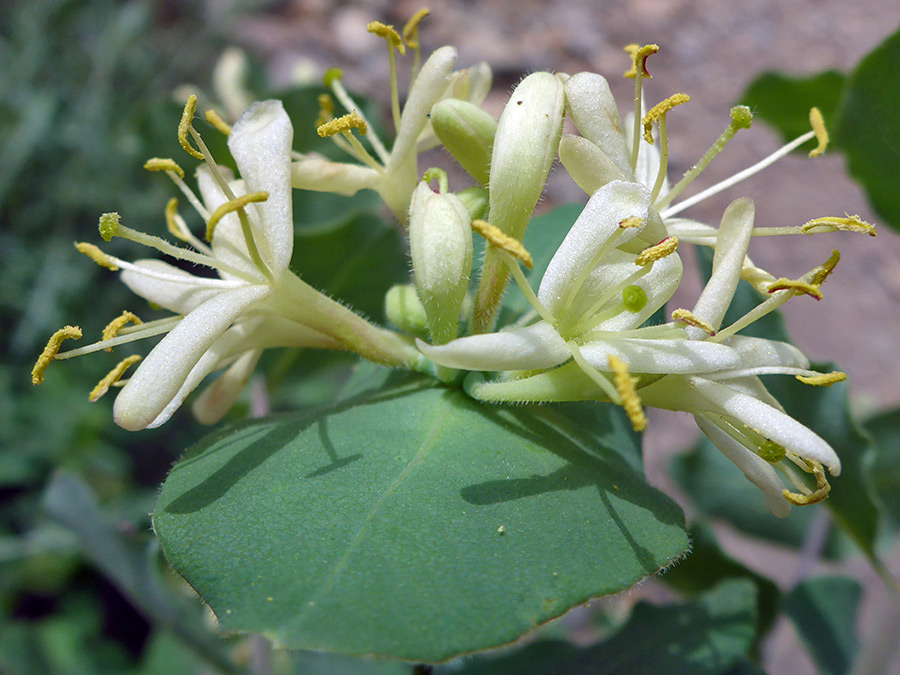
408 181 473 344
431 99 497 185
384 284 429 337
488 73 564 240
455 186 489 220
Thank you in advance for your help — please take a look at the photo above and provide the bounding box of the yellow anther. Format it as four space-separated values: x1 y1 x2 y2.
810 249 841 286
608 355 647 432
204 109 232 136
796 371 847 387
164 197 188 242
783 460 831 506
624 43 659 79
75 242 119 271
634 236 679 266
143 157 185 179
472 219 534 269
801 214 877 237
766 278 823 300
32 325 82 385
102 311 143 345
808 107 828 158
316 111 368 138
672 308 716 335
367 21 406 55
205 191 269 242
89 355 142 402
178 95 205 160
641 93 691 143
98 212 121 242
619 216 645 229
403 8 430 49
323 67 344 87
315 94 335 128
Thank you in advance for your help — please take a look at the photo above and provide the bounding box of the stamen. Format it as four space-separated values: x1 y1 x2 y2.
143 158 185 179
623 43 659 79
766 278 822 300
32 326 82 385
89 355 142 402
619 216 645 229
624 43 659 171
367 21 405 54
324 70 390 164
796 371 847 386
368 21 405 131
810 249 841 286
655 105 753 210
165 198 189 242
801 214 877 236
56 317 183 360
472 219 534 269
608 355 647 432
102 311 143 343
204 109 232 136
317 111 368 138
178 95 205 160
402 8 430 49
567 341 620 402
672 308 716 335
642 93 690 143
783 460 831 505
205 191 269 242
808 107 828 157
315 94 335 127
634 236 679 266
498 250 556 326
75 242 119 271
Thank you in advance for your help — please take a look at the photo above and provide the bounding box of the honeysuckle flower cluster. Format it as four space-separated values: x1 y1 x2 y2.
32 13 878 516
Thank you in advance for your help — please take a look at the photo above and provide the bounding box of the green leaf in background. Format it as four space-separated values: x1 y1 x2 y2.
154 380 688 662
834 28 900 231
738 70 845 143
452 579 757 675
784 575 862 675
864 408 900 534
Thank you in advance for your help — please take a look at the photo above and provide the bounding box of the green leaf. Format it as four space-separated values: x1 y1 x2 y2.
453 579 757 674
784 576 862 675
864 408 900 533
154 382 688 662
738 70 845 145
834 28 900 230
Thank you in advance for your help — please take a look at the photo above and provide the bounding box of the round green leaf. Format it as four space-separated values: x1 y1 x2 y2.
154 383 688 662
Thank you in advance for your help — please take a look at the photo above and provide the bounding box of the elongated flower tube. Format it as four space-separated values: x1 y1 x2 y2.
33 99 421 430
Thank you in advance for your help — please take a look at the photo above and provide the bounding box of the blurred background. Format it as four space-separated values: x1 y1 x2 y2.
3 1 899 673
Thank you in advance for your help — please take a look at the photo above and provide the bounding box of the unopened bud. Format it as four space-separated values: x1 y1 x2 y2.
456 186 489 221
431 99 497 185
489 72 565 240
408 182 473 344
385 285 429 337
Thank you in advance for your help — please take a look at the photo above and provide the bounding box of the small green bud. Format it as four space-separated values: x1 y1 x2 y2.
385 284 429 337
456 187 489 221
622 285 648 313
408 182 473 344
431 99 497 185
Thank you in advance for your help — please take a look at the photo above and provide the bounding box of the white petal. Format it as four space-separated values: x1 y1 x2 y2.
290 155 380 195
688 198 754 337
416 322 569 371
192 349 262 425
121 259 221 314
579 337 740 374
688 377 841 475
538 180 650 315
388 46 457 172
466 62 492 105
113 284 270 430
633 135 666 196
663 217 717 244
695 415 791 517
558 134 625 195
724 335 810 371
229 100 294 275
196 166 258 279
564 72 631 177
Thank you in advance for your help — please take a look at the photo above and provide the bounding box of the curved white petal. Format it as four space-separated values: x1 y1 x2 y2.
579 337 740 374
564 72 631 177
197 166 257 279
388 46 457 172
120 259 223 315
416 322 569 371
725 335 810 371
113 284 270 431
558 134 625 195
688 198 754 338
290 156 380 195
192 349 262 425
538 180 651 315
695 415 791 517
663 217 717 244
229 100 294 276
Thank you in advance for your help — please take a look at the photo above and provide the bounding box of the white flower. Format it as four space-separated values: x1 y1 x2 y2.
34 99 419 430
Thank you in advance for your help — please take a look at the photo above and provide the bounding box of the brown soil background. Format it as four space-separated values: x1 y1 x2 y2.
231 2 900 672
